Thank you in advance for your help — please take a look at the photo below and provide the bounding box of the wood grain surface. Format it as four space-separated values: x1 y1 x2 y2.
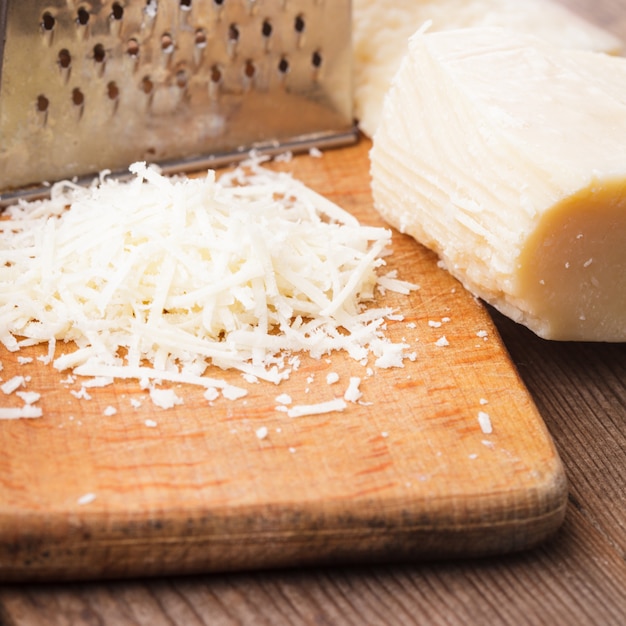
0 0 625 624
0 138 567 581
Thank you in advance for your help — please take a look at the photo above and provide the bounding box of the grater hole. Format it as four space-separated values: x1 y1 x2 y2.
72 88 85 107
141 76 154 94
111 3 124 20
244 60 256 79
294 14 305 34
127 38 140 57
58 49 72 69
94 44 106 64
145 0 158 18
180 0 192 9
107 81 120 100
261 19 272 38
210 65 222 83
195 28 207 48
311 50 322 68
176 69 188 89
213 0 224 5
41 12 55 32
278 57 289 74
161 33 175 54
37 95 50 113
228 24 240 42
76 7 90 26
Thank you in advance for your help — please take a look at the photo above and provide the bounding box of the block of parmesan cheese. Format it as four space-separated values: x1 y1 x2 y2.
370 27 626 342
354 0 624 138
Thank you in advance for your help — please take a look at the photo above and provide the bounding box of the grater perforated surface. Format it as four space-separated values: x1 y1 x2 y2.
0 0 355 203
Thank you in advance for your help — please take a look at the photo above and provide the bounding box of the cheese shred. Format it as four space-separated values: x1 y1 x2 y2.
0 159 418 388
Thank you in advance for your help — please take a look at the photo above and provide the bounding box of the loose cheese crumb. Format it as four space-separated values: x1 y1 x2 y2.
16 391 41 405
287 398 348 418
344 376 363 403
255 426 269 440
77 493 96 505
149 388 183 410
0 405 43 419
326 372 340 385
83 377 115 388
1 375 25 395
70 387 92 400
222 385 248 401
478 411 493 434
203 387 220 402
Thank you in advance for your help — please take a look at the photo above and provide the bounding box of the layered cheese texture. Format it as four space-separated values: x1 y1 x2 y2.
354 0 623 138
370 28 626 341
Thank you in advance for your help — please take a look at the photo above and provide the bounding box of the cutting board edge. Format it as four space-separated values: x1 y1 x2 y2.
0 458 568 582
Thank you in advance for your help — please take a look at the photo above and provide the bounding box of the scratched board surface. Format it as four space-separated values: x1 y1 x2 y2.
0 139 567 582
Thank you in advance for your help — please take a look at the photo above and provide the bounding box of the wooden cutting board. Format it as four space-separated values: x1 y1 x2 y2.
0 138 567 582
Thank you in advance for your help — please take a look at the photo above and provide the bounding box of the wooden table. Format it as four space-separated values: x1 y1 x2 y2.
1 0 625 623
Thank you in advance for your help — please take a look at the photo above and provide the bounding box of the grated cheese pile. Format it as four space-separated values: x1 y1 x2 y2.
0 159 417 391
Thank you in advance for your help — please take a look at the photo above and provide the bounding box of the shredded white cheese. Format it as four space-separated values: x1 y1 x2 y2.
16 391 41 405
203 387 220 402
343 376 363 403
77 493 96 505
0 405 43 419
326 372 340 385
286 398 348 418
1 375 25 395
0 159 417 395
222 385 248 401
70 387 92 400
149 387 183 410
478 411 493 434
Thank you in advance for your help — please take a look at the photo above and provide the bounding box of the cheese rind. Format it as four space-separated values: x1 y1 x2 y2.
354 0 623 138
370 27 626 341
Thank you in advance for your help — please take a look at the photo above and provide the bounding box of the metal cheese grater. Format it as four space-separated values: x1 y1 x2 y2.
0 0 356 205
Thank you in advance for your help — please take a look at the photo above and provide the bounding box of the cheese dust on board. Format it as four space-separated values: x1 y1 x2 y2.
0 156 420 418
